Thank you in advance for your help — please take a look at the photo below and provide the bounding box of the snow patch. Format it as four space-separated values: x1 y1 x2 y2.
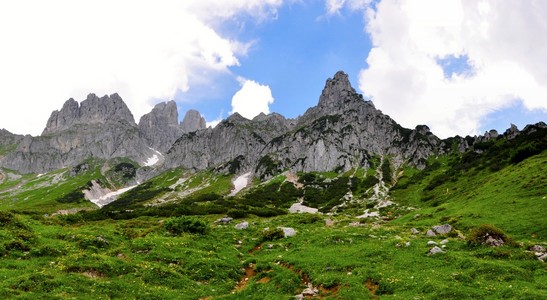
144 148 163 167
229 172 251 196
37 173 44 177
88 185 138 208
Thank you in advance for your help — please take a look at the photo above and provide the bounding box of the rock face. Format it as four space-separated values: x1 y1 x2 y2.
166 71 440 177
138 101 184 153
139 103 206 153
180 109 206 133
1 94 155 173
166 111 294 173
43 93 135 135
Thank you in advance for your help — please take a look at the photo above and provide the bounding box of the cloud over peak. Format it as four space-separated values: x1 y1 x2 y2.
0 0 284 135
231 78 274 120
335 0 547 138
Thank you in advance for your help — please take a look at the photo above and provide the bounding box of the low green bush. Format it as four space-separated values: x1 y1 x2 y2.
164 216 208 235
467 224 516 247
262 228 285 241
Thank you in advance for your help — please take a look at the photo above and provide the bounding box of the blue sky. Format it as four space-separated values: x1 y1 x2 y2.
0 0 546 138
177 2 371 121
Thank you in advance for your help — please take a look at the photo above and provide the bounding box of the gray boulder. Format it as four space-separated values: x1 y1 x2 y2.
279 227 296 237
531 245 546 252
432 224 452 235
426 230 437 237
429 246 445 255
234 221 249 230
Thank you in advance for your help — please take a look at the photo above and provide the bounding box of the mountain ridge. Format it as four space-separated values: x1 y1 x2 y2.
1 71 545 176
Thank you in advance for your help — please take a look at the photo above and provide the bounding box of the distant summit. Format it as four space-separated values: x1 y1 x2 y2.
43 93 135 135
1 94 206 173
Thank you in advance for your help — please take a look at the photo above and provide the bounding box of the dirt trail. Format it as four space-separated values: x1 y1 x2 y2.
365 279 379 300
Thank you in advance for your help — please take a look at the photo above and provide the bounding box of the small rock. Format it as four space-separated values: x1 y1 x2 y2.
426 230 437 237
440 239 449 245
405 241 411 247
301 283 318 296
538 253 547 262
429 246 445 255
325 219 335 227
278 227 296 237
531 245 546 252
215 217 233 224
267 244 274 249
427 241 438 246
432 224 452 235
411 228 420 235
234 221 249 230
484 234 504 247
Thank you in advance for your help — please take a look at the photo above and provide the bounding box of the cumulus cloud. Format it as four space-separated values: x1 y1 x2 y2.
337 0 547 138
326 0 373 15
230 78 274 119
0 0 284 135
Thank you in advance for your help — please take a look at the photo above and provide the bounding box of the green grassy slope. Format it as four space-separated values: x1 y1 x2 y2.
391 151 547 240
0 132 545 298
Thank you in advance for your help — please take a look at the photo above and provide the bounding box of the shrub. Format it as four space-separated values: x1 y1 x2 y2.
262 228 285 241
467 224 516 247
297 214 323 224
227 208 248 219
164 216 208 235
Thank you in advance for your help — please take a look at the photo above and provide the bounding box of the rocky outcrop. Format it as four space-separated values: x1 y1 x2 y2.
180 109 206 133
43 93 135 135
1 94 155 173
166 111 293 173
139 103 206 153
138 101 184 153
166 71 441 177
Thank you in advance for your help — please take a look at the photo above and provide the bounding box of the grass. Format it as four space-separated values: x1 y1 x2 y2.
0 146 545 298
1 211 544 299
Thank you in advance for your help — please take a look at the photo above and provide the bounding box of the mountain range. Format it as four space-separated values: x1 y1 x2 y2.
2 71 543 178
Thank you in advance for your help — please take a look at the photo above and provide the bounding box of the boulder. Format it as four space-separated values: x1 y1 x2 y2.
215 217 233 224
432 224 452 235
531 245 546 252
484 234 504 247
234 221 249 230
429 246 445 255
279 227 296 237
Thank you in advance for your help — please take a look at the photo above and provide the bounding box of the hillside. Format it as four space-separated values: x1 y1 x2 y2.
0 144 545 298
0 71 545 298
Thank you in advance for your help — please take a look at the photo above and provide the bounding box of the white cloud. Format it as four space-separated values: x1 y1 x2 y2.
337 0 547 138
326 0 373 15
0 0 284 135
230 78 274 119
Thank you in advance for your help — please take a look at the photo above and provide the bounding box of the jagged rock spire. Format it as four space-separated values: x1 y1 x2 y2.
318 71 358 108
180 110 206 132
43 93 135 135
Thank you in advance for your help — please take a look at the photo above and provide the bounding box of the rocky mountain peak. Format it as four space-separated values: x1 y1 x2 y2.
180 109 206 132
43 93 136 135
139 101 183 153
318 71 358 109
